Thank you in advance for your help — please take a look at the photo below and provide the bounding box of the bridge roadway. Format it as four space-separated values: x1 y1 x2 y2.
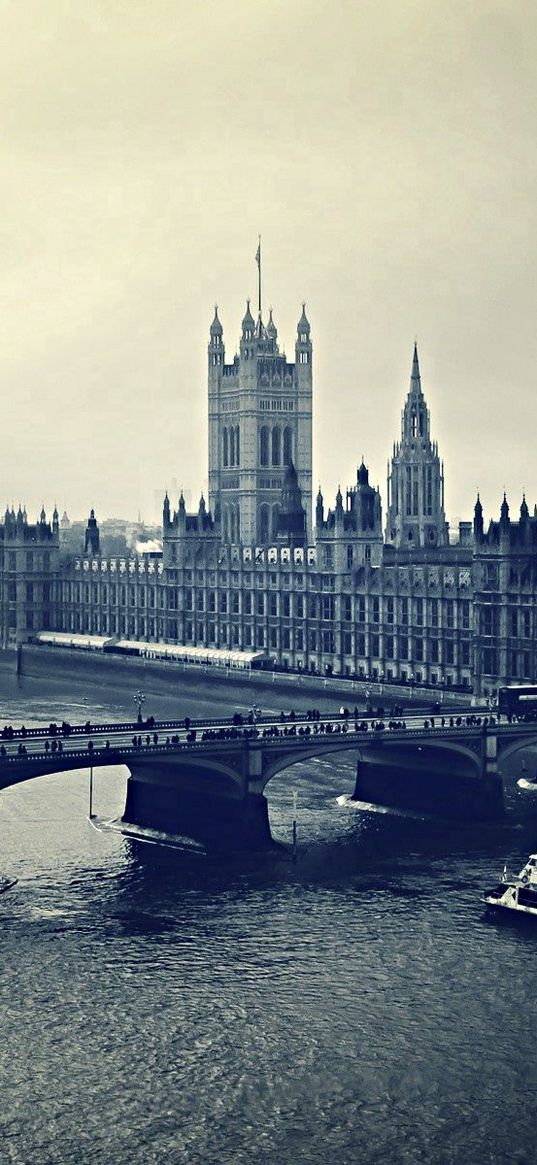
0 707 534 776
1 709 535 846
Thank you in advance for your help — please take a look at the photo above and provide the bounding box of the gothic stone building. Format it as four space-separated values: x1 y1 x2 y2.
1 305 536 700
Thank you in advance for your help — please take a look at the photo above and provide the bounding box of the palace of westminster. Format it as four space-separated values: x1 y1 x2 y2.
1 288 536 698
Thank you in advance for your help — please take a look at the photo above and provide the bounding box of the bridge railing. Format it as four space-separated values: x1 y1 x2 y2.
0 711 312 741
0 699 494 743
2 713 535 767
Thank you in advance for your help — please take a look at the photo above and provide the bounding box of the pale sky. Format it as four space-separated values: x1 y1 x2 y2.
2 0 537 528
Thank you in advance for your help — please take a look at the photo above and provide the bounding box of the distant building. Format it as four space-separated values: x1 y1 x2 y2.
1 284 535 698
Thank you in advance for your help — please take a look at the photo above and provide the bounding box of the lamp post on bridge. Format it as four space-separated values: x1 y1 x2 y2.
134 691 146 725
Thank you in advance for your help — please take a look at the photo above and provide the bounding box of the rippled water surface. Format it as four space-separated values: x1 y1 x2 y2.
1 670 536 1165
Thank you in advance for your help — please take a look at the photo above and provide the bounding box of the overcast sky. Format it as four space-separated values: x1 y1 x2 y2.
2 0 537 528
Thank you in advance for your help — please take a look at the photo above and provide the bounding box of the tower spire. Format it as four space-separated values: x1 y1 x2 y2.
410 341 422 394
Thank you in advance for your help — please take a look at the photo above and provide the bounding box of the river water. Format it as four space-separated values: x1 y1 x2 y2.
0 669 536 1165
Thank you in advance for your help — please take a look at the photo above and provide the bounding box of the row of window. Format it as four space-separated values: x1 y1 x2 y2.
481 607 534 637
259 425 293 468
6 551 52 572
24 582 473 630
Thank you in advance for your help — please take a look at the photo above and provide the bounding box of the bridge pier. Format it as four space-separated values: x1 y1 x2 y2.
122 757 273 852
353 747 505 821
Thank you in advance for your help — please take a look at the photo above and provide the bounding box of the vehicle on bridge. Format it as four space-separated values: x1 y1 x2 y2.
484 854 537 918
497 684 537 718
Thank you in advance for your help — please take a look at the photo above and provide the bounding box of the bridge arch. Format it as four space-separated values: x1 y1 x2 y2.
258 735 482 791
497 733 537 771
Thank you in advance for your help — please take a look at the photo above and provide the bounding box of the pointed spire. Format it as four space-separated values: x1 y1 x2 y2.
473 492 484 540
266 307 277 340
209 304 223 337
410 341 422 395
297 303 310 336
241 299 255 333
520 493 529 521
254 311 266 340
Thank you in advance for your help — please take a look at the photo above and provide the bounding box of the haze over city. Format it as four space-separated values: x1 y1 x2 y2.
2 0 536 526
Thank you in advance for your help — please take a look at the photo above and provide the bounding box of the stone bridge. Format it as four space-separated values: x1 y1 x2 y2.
1 711 536 850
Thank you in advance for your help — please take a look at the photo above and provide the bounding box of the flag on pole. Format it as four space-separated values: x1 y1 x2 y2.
256 237 262 314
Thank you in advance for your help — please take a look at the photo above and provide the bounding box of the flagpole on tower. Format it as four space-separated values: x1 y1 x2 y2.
256 235 262 316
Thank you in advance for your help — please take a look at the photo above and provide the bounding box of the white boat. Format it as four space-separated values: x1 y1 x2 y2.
516 763 537 792
484 854 537 917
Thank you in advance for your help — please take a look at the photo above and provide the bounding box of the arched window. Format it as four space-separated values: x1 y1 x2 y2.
271 504 280 540
229 426 235 466
223 505 229 541
235 425 240 467
230 507 236 543
260 426 269 467
411 413 418 438
272 426 281 466
223 428 228 467
259 504 270 543
235 503 240 543
283 426 293 465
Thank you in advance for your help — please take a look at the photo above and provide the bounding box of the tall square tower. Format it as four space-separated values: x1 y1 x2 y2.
207 301 312 545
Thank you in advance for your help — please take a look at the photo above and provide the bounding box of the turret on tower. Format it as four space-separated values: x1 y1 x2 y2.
84 509 100 556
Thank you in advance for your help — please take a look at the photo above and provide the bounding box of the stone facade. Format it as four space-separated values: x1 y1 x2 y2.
1 316 536 700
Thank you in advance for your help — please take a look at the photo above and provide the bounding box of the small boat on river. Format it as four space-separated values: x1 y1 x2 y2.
484 854 537 917
516 762 537 792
